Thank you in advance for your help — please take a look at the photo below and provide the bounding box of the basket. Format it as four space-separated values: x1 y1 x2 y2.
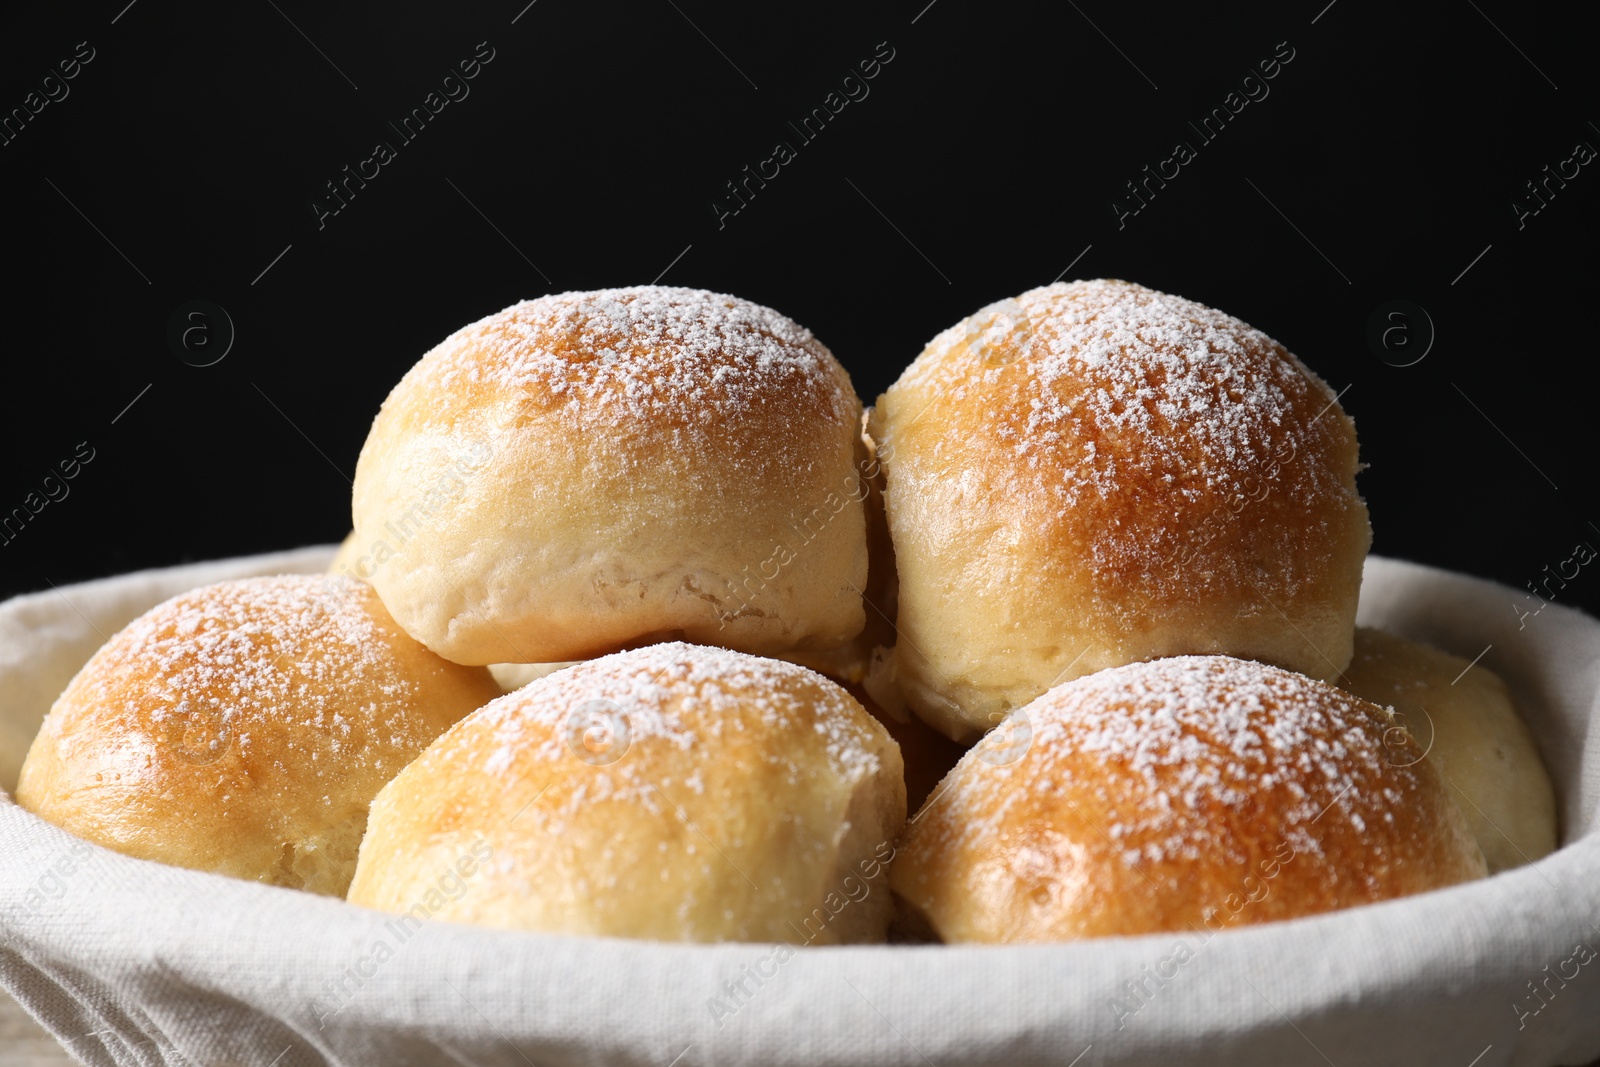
2 548 1597 1067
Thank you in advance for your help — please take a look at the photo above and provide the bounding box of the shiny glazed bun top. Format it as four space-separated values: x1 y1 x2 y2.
351 286 870 666
870 279 1372 740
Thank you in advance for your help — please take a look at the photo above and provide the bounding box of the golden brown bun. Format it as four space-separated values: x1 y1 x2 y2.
780 410 900 683
891 656 1485 944
331 543 582 693
477 426 897 699
1339 627 1557 872
351 286 869 666
348 642 906 943
869 280 1371 740
15 575 500 897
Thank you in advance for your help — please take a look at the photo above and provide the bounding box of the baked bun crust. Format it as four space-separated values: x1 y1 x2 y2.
869 279 1371 740
1340 626 1557 872
351 286 869 665
15 575 499 897
890 656 1485 944
347 642 906 943
780 411 900 684
328 544 577 695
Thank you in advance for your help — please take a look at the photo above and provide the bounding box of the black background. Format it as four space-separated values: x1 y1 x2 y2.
2 0 1596 629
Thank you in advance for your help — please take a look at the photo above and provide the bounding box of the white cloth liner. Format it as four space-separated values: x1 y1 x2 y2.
1 548 1597 1067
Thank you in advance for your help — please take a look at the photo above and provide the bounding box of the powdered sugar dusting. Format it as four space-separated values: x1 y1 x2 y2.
930 656 1421 875
440 642 884 824
887 279 1357 594
419 286 854 451
49 575 419 776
